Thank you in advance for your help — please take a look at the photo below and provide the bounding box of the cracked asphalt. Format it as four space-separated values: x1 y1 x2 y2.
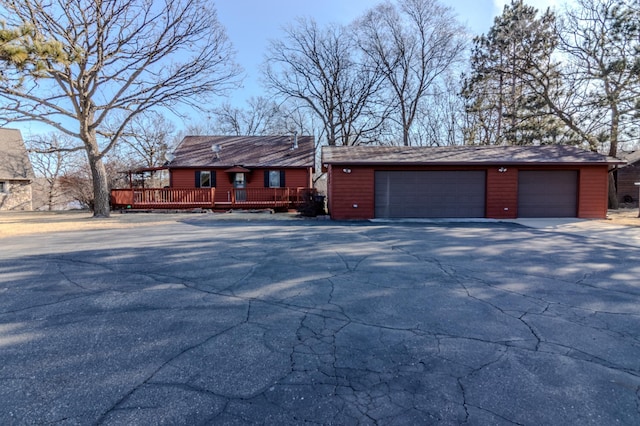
1 217 640 424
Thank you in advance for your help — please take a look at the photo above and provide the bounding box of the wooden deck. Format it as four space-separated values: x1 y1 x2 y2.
111 187 314 210
111 188 216 209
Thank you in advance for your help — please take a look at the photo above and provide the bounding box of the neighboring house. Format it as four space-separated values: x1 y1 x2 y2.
111 135 315 210
617 150 640 206
322 145 623 220
0 128 35 211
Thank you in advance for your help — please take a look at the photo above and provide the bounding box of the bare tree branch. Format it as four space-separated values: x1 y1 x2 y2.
0 0 242 216
356 0 466 146
264 18 388 146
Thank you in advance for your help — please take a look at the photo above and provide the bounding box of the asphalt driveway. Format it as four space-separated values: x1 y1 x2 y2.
1 218 639 424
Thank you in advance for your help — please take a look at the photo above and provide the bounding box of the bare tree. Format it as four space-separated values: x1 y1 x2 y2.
559 0 640 156
120 113 176 168
413 75 466 146
0 0 242 217
554 0 639 207
115 112 176 187
210 97 286 136
264 18 388 146
357 0 466 146
58 153 129 210
271 100 319 139
27 133 81 210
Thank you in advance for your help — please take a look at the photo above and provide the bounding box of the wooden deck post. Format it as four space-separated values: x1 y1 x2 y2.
634 182 640 217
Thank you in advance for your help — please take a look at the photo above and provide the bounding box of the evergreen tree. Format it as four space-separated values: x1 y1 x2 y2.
462 0 566 145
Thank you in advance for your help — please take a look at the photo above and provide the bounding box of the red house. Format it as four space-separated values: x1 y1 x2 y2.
112 135 315 210
322 145 623 220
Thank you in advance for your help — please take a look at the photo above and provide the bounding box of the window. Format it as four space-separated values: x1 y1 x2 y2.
195 171 216 188
200 171 211 188
234 172 245 187
264 170 285 188
269 170 280 188
0 182 5 193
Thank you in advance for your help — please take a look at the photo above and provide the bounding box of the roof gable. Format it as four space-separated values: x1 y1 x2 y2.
170 135 315 169
0 128 35 180
322 145 623 166
619 150 640 166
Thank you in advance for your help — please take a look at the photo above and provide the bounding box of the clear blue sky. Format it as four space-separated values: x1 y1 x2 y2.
14 0 567 137
215 0 566 106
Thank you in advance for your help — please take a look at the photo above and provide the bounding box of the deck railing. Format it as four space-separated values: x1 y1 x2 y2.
111 187 314 210
223 187 313 207
111 188 215 209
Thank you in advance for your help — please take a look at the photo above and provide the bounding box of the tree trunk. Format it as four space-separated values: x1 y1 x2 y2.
79 104 111 217
88 154 110 217
607 104 620 210
85 138 111 217
608 170 619 210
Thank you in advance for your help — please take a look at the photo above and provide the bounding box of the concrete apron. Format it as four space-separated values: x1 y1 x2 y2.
372 217 640 248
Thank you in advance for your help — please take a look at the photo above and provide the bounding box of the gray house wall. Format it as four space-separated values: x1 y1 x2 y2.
0 128 35 211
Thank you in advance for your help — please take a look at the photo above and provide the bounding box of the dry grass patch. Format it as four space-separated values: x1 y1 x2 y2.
607 208 640 227
0 208 637 238
0 210 301 238
0 210 187 238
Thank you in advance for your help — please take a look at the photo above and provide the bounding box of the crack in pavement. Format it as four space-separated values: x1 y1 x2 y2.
96 315 251 424
4 222 640 424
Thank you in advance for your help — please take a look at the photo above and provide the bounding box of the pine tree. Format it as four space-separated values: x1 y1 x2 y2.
0 22 69 74
462 0 566 145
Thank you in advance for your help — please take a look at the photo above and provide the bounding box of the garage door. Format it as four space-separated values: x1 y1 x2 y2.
375 171 486 218
518 171 577 217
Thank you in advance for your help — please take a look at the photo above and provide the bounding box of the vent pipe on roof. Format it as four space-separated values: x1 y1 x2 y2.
293 131 298 149
211 144 221 159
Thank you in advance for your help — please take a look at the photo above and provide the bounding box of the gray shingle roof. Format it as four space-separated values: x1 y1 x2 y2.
170 135 315 169
0 128 35 181
322 145 624 166
619 150 640 167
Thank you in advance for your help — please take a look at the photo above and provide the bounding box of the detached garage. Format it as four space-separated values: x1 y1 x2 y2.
322 145 623 220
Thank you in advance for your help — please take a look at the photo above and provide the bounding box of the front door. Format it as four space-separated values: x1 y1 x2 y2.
234 173 246 201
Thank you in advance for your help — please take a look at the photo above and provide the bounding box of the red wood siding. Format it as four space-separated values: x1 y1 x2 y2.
327 165 374 220
578 166 609 218
326 164 610 220
170 167 312 204
282 168 312 188
486 168 518 219
214 173 234 203
171 169 196 188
